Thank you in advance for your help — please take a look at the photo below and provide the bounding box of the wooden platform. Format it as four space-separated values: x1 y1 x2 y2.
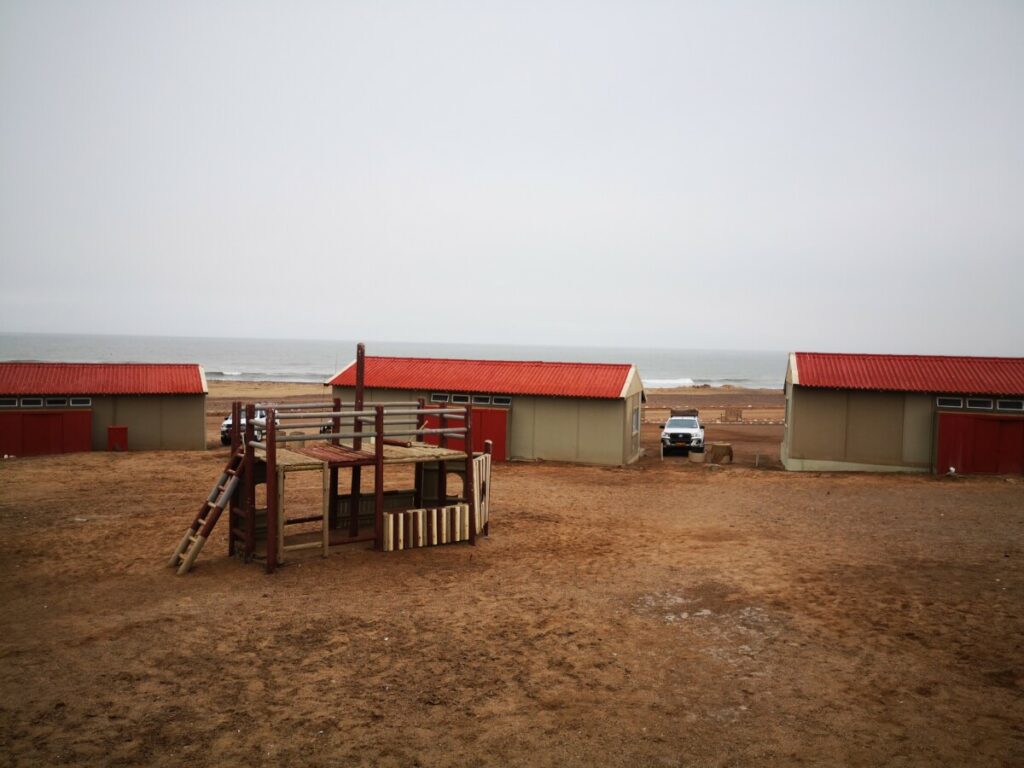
254 440 469 473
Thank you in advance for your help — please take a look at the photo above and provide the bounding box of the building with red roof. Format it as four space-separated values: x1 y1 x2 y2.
328 356 645 465
782 352 1024 474
0 362 208 455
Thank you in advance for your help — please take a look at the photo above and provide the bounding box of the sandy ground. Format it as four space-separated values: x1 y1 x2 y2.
1 382 1022 767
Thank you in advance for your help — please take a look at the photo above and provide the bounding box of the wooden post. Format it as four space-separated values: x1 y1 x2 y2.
414 397 425 507
465 405 477 545
374 406 385 550
438 409 448 511
244 403 256 561
350 344 365 538
266 407 278 574
228 401 241 557
322 466 330 557
329 396 341 530
483 439 492 536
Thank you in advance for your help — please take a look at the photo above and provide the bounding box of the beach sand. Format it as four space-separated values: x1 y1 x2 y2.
1 381 1021 766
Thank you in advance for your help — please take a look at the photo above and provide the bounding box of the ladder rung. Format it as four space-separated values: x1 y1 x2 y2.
196 518 207 527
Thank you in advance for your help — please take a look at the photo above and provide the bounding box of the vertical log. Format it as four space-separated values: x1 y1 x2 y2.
228 401 241 557
374 406 385 550
350 344 366 538
465 405 477 545
244 403 256 561
329 396 341 530
483 439 492 536
265 407 278 574
413 397 426 507
438 410 448 510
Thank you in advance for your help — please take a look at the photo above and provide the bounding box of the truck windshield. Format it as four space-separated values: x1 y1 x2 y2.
667 417 699 428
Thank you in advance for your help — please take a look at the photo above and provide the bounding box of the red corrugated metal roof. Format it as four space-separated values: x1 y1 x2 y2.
0 362 207 395
328 357 635 399
793 353 1024 396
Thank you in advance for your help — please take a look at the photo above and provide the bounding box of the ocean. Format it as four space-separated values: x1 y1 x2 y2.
0 333 786 389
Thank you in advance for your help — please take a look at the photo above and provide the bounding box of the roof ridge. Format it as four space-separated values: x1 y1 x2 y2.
794 351 1024 362
361 355 633 367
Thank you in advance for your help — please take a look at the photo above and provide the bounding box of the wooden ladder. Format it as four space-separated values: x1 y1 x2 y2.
169 448 245 575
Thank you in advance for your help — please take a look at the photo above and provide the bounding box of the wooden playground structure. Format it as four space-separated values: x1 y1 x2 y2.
169 344 492 574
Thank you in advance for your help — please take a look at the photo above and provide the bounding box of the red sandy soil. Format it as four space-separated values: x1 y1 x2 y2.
1 383 1022 767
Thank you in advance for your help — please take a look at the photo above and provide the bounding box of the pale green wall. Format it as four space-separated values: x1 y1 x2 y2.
90 395 205 450
784 385 935 471
333 385 637 465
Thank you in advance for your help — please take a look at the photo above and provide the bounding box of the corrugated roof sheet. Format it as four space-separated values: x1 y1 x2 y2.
0 362 207 395
793 352 1024 396
328 357 634 399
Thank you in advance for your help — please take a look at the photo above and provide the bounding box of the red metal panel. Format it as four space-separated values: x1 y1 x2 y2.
421 408 507 460
61 410 92 453
0 412 23 455
997 420 1024 474
795 353 1024 396
0 363 206 395
329 357 633 399
477 408 507 461
937 412 1024 475
22 413 63 456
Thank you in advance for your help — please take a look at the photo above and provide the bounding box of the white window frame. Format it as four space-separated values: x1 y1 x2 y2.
631 406 640 435
45 397 68 408
936 397 963 409
20 397 43 408
996 399 1023 412
70 397 92 407
430 393 449 404
966 398 994 410
472 395 490 405
0 397 17 408
492 396 512 407
451 394 470 404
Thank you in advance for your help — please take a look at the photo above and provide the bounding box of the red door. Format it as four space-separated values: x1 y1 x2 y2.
422 407 507 461
937 412 1024 475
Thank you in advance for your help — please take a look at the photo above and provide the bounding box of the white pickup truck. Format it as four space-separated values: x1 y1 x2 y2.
220 408 271 445
660 416 705 454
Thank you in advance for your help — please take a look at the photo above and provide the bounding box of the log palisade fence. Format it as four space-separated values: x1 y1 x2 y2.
383 451 492 552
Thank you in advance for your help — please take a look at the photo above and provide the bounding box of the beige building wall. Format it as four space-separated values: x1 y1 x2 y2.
89 395 206 450
333 384 639 465
782 384 934 472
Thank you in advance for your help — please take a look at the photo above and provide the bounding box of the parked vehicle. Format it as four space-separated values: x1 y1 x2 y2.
660 416 704 453
220 408 271 445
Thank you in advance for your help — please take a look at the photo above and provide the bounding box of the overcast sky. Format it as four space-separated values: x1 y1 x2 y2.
1 1 1021 354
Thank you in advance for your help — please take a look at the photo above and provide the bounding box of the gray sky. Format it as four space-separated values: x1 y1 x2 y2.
1 1 1022 354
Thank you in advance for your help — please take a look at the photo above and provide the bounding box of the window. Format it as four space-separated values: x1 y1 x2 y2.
45 397 68 407
70 397 92 407
472 395 490 405
20 397 43 408
0 398 16 408
430 393 449 404
997 399 1024 412
451 394 470 404
632 407 640 435
936 397 963 409
492 396 512 407
966 398 993 410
